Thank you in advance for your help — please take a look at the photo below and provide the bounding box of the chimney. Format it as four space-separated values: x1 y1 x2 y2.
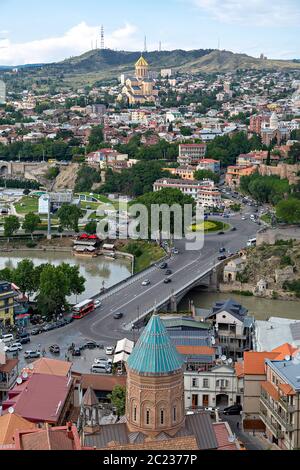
67 422 74 440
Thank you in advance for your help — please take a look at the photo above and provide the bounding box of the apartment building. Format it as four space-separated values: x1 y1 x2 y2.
225 165 257 189
196 159 221 174
178 144 207 165
260 357 300 450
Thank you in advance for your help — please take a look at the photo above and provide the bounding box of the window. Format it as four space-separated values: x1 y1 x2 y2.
173 407 177 422
160 410 165 425
203 379 209 389
192 378 198 388
134 407 137 422
146 410 150 425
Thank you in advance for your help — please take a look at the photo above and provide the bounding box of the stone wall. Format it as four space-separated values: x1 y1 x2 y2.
257 227 300 246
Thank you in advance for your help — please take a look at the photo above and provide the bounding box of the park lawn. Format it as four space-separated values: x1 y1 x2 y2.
76 192 112 204
120 241 165 274
192 220 230 233
14 196 39 215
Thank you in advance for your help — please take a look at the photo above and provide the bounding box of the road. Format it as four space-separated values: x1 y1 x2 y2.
20 209 259 366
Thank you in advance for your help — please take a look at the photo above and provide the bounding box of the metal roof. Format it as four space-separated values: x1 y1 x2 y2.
127 315 184 376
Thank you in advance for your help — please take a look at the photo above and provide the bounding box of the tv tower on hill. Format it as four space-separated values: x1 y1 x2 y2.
101 25 105 50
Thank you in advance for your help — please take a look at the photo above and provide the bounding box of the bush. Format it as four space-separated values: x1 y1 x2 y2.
26 241 37 248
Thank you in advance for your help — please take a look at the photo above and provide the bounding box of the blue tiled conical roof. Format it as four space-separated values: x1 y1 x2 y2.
127 315 184 376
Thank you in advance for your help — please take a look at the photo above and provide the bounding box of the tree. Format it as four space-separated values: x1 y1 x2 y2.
85 221 97 235
288 143 300 164
23 213 41 240
37 264 69 319
194 170 220 184
276 198 300 224
4 215 20 241
75 165 101 192
57 204 83 232
87 125 104 152
108 386 126 418
13 259 37 300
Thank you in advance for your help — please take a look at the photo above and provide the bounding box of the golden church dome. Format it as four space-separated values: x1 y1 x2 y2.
135 55 149 67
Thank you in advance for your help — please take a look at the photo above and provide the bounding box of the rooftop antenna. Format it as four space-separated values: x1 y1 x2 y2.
101 25 105 50
159 41 162 52
144 35 147 53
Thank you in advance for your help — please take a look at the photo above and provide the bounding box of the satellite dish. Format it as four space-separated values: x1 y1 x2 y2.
221 355 227 362
228 358 233 365
211 337 216 346
228 435 236 444
16 377 22 385
285 355 291 362
8 407 15 415
22 372 28 380
29 364 34 371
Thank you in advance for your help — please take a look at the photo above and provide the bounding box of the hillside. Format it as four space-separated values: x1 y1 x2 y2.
2 48 300 87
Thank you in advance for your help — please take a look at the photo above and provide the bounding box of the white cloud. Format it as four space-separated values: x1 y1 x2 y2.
190 0 300 26
0 22 139 65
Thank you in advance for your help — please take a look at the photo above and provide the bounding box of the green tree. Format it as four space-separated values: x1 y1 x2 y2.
87 125 104 152
14 259 37 300
4 215 20 241
108 386 126 418
75 165 101 192
23 212 41 240
37 264 69 319
276 198 300 224
57 204 83 232
194 169 220 184
84 221 97 235
288 143 300 164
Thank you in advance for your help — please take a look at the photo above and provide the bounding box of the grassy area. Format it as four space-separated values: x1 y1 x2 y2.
119 241 165 274
261 213 273 225
192 220 230 233
14 196 39 214
76 192 112 204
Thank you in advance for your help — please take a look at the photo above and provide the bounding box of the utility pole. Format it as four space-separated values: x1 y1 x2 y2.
47 194 52 240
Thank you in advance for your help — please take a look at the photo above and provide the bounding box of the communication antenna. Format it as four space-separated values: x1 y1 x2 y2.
8 407 15 415
144 35 147 53
101 25 105 50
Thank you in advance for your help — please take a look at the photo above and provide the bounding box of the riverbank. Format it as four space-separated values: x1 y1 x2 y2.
117 240 166 273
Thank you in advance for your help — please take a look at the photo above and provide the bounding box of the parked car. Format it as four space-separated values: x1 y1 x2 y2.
231 227 237 232
72 348 81 357
218 255 227 261
91 364 112 375
31 328 42 336
94 358 112 366
165 270 172 276
84 342 98 350
142 280 151 286
172 249 179 255
6 343 22 353
159 262 168 270
0 334 14 344
105 346 115 356
113 312 124 320
65 317 74 325
19 336 31 345
24 350 41 360
219 248 226 253
49 345 60 354
223 404 242 416
218 231 225 236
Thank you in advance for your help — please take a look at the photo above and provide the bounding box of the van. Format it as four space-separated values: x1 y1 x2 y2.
91 364 111 375
0 334 14 344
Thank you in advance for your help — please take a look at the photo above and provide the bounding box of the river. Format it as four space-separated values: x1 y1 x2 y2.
0 252 132 303
179 290 300 321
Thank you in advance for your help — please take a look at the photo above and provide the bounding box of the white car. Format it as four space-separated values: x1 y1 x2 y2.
94 300 102 308
105 346 115 356
6 344 22 353
0 334 14 344
142 280 151 286
11 343 23 351
94 358 112 365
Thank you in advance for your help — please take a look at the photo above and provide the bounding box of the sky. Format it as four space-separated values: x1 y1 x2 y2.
0 0 299 65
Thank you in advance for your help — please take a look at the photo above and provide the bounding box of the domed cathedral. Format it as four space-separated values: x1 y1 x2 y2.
119 54 159 106
135 55 149 80
126 314 185 438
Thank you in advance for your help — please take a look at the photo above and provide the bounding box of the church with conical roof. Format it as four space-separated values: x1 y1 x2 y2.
82 314 233 450
119 55 159 106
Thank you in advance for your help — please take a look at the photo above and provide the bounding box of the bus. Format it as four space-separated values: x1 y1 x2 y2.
72 299 95 320
247 238 257 248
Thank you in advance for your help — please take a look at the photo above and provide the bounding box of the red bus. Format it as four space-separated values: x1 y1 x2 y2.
72 299 95 320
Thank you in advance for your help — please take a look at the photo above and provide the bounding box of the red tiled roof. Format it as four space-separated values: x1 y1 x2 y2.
278 383 296 396
261 381 280 401
80 374 126 392
213 423 239 451
272 343 298 361
0 359 18 374
16 426 82 450
176 346 215 356
243 352 278 375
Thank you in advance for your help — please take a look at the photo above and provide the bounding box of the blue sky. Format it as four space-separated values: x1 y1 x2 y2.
0 0 299 65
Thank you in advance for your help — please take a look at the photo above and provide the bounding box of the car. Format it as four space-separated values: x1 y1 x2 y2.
94 358 112 366
91 364 112 375
231 227 237 232
65 317 74 325
172 249 179 255
24 350 41 360
19 336 31 345
94 300 102 308
165 270 172 276
159 262 168 270
72 348 81 357
218 232 225 236
31 328 42 336
164 278 172 284
223 404 242 416
113 312 124 320
218 255 227 261
105 346 115 356
0 334 14 344
142 280 151 286
219 248 226 253
49 345 60 354
84 342 98 350
6 343 22 353
242 216 246 221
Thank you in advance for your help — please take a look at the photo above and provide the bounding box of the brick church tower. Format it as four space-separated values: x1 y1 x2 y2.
126 315 185 438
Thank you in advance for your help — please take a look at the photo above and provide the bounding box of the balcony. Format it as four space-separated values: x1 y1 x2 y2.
260 410 285 440
279 398 296 414
260 395 294 432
